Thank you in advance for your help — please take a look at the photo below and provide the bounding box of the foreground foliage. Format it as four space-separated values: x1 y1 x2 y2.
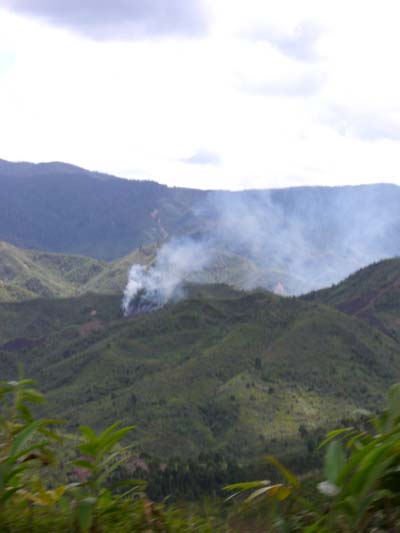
0 378 220 532
2 376 400 531
227 383 400 531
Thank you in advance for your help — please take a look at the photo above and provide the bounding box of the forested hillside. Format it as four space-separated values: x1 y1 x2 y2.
0 160 203 260
1 260 400 460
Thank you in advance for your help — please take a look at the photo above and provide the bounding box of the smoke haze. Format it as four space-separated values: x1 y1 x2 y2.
123 184 400 313
122 237 214 316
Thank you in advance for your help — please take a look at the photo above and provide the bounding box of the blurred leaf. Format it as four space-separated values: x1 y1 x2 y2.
324 441 346 486
77 497 96 532
266 455 300 488
9 420 42 459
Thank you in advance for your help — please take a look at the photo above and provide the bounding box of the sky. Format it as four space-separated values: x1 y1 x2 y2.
1 0 400 190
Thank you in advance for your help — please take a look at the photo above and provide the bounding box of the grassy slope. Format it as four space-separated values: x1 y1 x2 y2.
81 244 158 295
0 279 398 460
0 241 106 300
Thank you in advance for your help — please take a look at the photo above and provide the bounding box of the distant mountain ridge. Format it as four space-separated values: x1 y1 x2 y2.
0 159 204 259
0 159 115 180
2 158 400 294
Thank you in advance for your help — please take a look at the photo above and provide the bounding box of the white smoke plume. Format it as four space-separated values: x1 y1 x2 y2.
123 183 400 314
122 237 213 316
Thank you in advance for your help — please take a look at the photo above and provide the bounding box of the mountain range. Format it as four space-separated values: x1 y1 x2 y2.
2 158 400 462
2 159 400 293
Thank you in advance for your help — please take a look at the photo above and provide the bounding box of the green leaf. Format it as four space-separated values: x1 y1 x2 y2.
266 455 300 488
77 497 96 532
9 420 43 459
79 426 98 442
386 384 400 430
324 440 346 485
245 485 275 502
73 459 94 470
319 427 354 449
224 480 270 492
21 388 45 404
13 440 49 461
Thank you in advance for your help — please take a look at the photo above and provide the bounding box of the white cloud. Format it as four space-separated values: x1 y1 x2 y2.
245 20 322 62
2 0 209 40
1 1 400 190
182 150 221 165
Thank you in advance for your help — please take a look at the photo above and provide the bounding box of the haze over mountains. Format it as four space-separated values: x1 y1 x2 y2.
1 158 400 296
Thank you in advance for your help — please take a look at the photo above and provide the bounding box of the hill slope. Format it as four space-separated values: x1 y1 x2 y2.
0 274 399 460
0 241 106 300
0 160 204 259
306 257 400 340
0 240 301 302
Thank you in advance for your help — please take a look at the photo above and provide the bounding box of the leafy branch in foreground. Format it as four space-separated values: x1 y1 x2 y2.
0 378 145 531
0 378 216 532
0 378 60 509
69 423 143 532
226 384 400 532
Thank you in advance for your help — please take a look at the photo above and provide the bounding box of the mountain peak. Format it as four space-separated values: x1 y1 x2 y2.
0 159 115 181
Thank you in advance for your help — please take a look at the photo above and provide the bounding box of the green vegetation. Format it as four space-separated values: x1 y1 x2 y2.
0 241 106 301
0 377 220 531
227 383 400 531
0 161 205 260
0 240 303 302
2 377 400 531
305 256 400 339
1 258 400 460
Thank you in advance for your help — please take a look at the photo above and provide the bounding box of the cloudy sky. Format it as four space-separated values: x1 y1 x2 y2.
1 0 400 190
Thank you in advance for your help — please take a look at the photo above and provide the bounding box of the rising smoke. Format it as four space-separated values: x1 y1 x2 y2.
123 183 400 315
122 237 214 316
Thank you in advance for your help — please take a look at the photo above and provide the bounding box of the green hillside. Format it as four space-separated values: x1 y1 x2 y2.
80 244 158 294
0 240 301 302
0 160 204 259
306 257 400 339
0 241 106 300
0 273 399 461
0 280 36 302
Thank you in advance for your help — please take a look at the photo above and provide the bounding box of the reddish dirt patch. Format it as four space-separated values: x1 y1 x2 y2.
79 320 103 338
337 282 398 339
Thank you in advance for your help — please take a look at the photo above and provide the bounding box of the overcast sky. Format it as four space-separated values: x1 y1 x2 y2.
1 0 400 190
